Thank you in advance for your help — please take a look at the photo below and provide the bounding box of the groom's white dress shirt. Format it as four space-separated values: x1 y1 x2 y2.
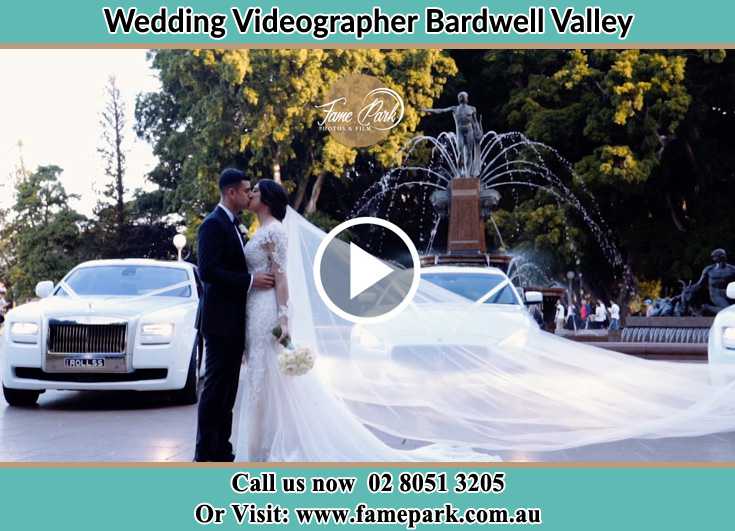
218 203 253 292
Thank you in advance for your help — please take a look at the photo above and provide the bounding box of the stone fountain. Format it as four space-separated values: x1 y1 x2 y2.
416 92 565 326
350 89 626 329
351 91 622 277
419 91 509 268
349 90 727 353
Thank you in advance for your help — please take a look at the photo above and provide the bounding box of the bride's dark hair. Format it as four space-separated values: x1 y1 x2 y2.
257 179 289 221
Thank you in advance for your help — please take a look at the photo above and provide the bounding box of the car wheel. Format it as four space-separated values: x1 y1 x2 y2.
3 385 41 407
173 338 200 405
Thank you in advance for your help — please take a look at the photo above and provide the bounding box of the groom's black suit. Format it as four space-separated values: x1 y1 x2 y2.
194 205 252 462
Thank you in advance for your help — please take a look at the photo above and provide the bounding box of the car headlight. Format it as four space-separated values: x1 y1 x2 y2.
722 327 735 349
9 322 40 344
140 323 175 345
354 326 387 351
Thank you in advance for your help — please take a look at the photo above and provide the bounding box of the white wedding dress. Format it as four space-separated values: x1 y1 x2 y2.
235 208 735 461
235 220 481 461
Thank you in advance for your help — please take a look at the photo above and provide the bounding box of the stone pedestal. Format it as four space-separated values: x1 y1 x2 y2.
447 178 486 254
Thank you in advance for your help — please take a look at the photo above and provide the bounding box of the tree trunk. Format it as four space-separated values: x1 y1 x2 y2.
272 162 282 184
305 173 326 215
293 174 311 212
115 108 125 237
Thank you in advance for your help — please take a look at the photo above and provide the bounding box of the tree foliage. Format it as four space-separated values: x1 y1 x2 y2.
135 49 457 230
1 166 86 301
451 49 733 296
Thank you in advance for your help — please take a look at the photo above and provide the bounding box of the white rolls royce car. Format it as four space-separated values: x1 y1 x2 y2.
708 281 735 385
1 259 202 407
350 266 542 373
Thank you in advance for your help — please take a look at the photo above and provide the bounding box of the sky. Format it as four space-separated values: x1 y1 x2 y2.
0 50 161 216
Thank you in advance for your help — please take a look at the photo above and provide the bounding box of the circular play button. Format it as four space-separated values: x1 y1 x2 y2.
313 217 421 324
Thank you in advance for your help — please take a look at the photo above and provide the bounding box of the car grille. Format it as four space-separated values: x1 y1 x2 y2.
47 322 127 354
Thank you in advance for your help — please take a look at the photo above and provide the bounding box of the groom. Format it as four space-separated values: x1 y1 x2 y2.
194 168 275 462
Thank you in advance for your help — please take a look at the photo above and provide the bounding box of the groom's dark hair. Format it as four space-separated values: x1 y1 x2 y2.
219 168 247 192
257 179 289 221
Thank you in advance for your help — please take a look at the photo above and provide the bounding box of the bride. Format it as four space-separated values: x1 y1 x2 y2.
236 180 735 461
236 179 452 461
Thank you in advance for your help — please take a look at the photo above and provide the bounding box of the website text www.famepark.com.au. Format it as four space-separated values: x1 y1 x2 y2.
294 503 543 527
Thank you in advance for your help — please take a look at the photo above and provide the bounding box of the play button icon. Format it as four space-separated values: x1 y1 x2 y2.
314 217 421 324
350 242 394 299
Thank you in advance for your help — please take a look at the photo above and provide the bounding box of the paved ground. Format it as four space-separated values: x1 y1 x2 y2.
3 387 735 462
0 389 197 461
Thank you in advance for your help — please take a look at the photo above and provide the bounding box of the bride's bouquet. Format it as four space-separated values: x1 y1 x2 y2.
271 325 315 376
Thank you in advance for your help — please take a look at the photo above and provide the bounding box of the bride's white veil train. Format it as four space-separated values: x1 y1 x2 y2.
282 207 735 454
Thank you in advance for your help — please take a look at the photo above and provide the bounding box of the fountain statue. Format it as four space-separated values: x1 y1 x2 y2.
621 249 735 348
649 248 735 318
421 91 504 257
690 248 735 315
422 91 483 178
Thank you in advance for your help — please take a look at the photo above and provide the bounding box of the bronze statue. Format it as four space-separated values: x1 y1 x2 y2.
690 248 735 315
422 91 483 177
649 249 735 317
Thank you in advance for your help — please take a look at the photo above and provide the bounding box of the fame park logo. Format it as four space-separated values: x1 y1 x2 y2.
315 73 404 148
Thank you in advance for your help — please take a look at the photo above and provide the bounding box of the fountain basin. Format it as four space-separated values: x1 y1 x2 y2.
585 342 707 361
564 315 713 362
621 316 713 344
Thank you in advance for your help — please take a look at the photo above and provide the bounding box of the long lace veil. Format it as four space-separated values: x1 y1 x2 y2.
283 207 735 453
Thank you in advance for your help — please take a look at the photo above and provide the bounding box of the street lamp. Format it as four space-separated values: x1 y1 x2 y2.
173 233 187 261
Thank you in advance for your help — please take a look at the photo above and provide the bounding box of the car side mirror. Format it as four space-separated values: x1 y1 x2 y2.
35 281 54 299
727 282 735 300
524 291 543 304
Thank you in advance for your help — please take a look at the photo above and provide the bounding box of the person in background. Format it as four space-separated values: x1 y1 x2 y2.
566 301 577 332
608 300 621 331
580 298 589 329
555 300 566 333
595 300 608 329
588 299 595 328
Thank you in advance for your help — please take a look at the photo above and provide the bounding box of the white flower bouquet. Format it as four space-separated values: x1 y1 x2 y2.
271 325 315 376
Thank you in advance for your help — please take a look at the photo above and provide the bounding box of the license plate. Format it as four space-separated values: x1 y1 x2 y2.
63 358 105 369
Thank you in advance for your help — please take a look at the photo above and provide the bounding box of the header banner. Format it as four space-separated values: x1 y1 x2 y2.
0 1 732 46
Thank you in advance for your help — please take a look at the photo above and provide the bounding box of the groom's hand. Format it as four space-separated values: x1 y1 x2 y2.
252 272 276 290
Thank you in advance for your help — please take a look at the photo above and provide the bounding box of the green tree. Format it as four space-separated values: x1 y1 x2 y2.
0 144 31 300
458 50 713 294
455 49 735 300
124 189 180 260
135 49 457 233
1 166 86 301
